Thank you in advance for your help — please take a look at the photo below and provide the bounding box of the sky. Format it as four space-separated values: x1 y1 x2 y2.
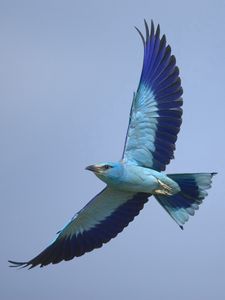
1 0 225 299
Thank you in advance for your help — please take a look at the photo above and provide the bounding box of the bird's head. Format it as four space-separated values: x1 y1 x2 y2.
85 161 124 185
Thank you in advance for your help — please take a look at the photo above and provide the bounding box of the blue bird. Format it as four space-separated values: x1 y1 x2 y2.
9 20 216 269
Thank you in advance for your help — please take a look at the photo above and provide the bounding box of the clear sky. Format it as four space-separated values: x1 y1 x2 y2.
1 0 225 299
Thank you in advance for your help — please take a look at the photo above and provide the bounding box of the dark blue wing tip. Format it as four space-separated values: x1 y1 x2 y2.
8 260 30 269
135 19 159 45
8 259 48 270
134 26 145 45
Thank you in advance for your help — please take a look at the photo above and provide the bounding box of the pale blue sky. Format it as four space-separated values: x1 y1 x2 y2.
1 0 225 299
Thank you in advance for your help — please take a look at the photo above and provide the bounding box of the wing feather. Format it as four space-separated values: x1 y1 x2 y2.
9 188 149 268
123 21 183 171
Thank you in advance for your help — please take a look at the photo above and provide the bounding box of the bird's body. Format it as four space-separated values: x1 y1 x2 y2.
92 162 180 195
9 20 216 269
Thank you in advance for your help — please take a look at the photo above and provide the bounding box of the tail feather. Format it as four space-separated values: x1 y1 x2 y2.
155 173 216 229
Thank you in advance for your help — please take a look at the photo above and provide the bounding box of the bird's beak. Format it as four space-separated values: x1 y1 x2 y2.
85 165 102 173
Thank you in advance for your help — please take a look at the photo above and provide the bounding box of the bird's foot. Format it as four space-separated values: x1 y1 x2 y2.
155 179 174 196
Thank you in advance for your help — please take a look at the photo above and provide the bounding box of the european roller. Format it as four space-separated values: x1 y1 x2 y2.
9 20 216 269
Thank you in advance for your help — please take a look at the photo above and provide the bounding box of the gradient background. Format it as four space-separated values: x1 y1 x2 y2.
1 0 225 299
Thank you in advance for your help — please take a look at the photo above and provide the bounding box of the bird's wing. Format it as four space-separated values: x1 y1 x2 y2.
9 188 149 268
123 20 183 171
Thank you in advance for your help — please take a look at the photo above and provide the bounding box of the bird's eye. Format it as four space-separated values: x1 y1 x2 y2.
103 165 112 170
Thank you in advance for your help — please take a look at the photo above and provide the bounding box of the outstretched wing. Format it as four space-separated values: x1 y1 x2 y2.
123 20 183 171
9 188 149 269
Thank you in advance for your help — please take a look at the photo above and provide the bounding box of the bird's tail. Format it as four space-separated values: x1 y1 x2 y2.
154 173 216 229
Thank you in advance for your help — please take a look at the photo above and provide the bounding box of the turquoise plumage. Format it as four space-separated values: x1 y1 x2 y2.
9 21 216 269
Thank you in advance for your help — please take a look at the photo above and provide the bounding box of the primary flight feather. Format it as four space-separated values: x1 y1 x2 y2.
9 20 216 269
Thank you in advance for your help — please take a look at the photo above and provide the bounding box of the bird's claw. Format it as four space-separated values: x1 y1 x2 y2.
155 179 174 196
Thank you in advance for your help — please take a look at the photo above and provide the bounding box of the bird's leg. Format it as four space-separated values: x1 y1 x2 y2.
154 179 174 196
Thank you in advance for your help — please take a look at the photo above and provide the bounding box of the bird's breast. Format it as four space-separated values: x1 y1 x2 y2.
105 165 160 193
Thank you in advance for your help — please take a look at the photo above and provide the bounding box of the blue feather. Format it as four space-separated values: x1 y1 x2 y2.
123 21 183 171
155 173 216 228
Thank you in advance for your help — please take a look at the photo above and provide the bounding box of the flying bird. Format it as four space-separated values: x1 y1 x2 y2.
9 20 216 269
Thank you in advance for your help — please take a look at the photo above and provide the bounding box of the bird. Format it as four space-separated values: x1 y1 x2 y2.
9 20 216 269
